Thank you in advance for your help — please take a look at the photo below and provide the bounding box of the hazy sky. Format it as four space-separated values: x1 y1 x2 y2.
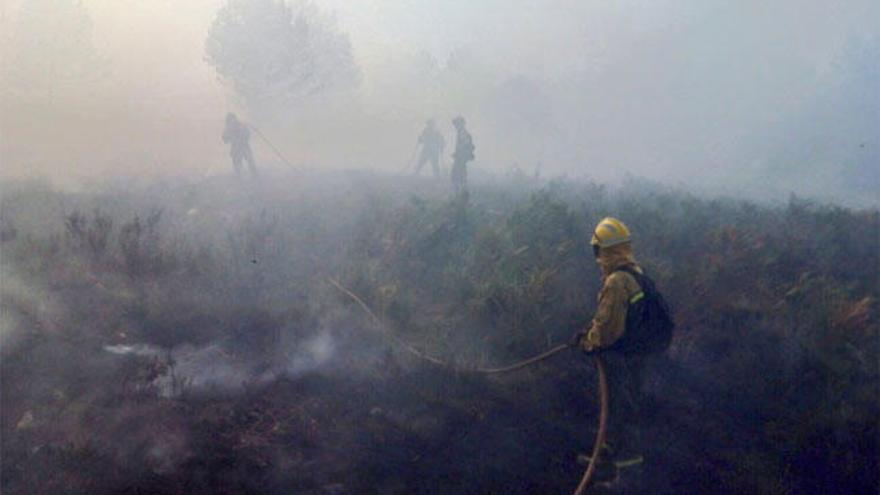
1 0 877 204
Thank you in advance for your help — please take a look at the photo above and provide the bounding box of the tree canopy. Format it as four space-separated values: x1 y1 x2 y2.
205 0 360 115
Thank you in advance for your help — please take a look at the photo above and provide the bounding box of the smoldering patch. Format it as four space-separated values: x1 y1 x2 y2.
103 331 339 397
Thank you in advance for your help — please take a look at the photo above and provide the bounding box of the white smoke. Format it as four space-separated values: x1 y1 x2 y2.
103 343 163 357
285 331 335 375
104 332 336 397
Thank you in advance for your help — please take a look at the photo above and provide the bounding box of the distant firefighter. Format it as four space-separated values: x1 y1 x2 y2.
414 119 445 178
450 116 475 194
222 113 257 177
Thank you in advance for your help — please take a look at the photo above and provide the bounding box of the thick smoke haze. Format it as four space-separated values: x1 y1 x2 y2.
1 0 878 206
3 4 878 493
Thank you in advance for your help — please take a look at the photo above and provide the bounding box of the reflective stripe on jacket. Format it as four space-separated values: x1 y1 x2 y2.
584 268 642 349
582 241 643 350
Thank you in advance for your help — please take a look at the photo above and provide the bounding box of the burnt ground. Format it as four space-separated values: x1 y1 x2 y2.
2 174 877 494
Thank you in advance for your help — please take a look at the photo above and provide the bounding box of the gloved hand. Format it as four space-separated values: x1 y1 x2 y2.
581 340 598 354
574 328 601 354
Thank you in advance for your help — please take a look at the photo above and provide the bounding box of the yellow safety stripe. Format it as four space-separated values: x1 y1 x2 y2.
629 292 645 304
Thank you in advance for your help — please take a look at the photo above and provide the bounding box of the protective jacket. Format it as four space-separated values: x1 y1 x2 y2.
222 120 251 157
582 243 643 350
452 128 475 162
418 127 445 156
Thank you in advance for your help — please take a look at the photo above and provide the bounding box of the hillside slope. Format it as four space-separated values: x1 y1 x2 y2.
2 172 877 494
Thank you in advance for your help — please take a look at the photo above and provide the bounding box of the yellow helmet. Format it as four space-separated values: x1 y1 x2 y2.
590 217 631 249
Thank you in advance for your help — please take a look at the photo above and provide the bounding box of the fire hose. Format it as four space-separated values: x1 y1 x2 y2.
329 277 610 494
248 125 300 170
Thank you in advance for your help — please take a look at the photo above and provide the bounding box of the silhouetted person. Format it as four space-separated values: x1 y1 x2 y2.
222 113 257 177
450 116 474 194
414 119 445 178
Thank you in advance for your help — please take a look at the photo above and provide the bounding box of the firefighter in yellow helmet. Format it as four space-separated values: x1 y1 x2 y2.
573 217 647 485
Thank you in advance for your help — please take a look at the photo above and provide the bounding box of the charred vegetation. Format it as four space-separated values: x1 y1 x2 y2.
1 172 877 494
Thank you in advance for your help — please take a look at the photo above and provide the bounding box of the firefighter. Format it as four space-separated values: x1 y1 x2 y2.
450 116 475 194
414 119 445 178
573 217 674 486
222 113 257 177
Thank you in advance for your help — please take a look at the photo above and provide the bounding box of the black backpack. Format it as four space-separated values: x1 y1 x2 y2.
610 266 675 355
